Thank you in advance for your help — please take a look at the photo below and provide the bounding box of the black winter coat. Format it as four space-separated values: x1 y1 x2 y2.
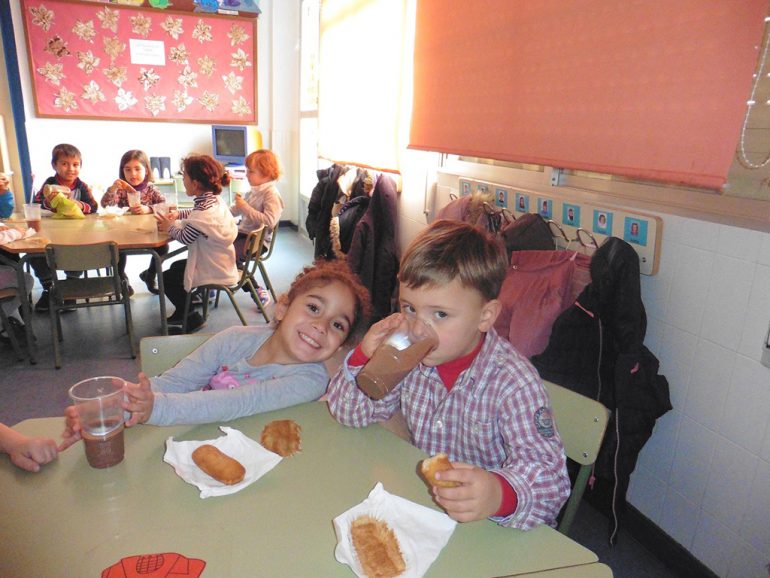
306 164 346 259
347 174 399 323
532 237 671 544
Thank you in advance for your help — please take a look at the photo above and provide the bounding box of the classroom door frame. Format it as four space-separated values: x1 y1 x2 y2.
0 2 33 202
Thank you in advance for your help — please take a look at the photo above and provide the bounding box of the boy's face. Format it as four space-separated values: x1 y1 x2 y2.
53 155 81 185
0 173 9 192
399 278 500 367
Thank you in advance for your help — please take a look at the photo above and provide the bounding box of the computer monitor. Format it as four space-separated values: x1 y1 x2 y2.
211 125 262 166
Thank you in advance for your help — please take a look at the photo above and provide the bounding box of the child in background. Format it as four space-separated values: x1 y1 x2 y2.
327 220 570 531
0 224 33 343
0 173 14 219
60 260 371 432
100 150 169 296
231 149 284 307
0 423 58 472
30 143 98 312
155 154 238 333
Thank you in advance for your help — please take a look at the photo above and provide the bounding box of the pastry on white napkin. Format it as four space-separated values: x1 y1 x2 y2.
163 426 281 498
334 482 456 578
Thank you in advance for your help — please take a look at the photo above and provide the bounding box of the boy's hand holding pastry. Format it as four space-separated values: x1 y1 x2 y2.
424 456 503 523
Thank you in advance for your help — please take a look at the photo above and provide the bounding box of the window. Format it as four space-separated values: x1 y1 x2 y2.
317 0 410 172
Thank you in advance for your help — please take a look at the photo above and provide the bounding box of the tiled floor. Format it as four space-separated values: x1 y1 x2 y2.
0 227 679 577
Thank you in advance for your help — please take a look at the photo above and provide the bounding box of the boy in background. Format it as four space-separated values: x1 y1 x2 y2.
30 143 98 312
327 219 570 530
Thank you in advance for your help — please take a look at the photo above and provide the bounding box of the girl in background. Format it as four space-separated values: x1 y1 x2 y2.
155 154 238 333
231 149 284 306
101 150 168 296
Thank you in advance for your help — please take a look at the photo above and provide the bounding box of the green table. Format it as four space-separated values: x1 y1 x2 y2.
0 402 599 577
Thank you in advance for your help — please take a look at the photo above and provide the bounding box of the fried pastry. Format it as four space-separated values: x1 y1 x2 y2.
191 444 245 485
420 453 460 488
260 419 302 457
350 515 406 578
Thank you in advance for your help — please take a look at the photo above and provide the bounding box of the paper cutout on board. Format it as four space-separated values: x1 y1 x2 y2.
101 552 205 578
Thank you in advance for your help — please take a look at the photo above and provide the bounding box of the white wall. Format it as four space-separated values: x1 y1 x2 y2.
6 0 300 222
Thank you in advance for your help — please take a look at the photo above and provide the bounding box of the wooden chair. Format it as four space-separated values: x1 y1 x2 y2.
45 241 136 369
543 379 610 536
139 333 212 376
256 224 278 301
181 228 270 333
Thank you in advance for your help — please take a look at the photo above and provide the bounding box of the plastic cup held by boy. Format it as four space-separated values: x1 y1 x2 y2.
68 376 126 469
357 317 438 400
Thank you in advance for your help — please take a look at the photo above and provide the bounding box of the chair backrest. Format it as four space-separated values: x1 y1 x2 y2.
543 379 610 535
236 227 267 286
261 224 278 261
45 242 118 272
243 227 266 263
139 334 213 377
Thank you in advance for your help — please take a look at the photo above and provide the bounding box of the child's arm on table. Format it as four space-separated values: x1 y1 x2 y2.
0 423 58 472
326 313 405 427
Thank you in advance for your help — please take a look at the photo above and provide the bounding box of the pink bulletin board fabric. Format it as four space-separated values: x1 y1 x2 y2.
410 0 767 190
21 0 257 123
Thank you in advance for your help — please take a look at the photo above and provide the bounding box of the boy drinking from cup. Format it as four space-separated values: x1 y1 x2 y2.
327 220 570 530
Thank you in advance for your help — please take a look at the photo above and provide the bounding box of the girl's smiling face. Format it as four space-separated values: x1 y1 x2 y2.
123 159 147 187
272 280 356 364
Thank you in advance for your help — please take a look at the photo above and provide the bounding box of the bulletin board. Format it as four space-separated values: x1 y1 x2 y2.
21 0 257 123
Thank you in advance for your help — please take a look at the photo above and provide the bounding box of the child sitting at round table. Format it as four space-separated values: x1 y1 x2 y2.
154 154 239 333
100 149 169 296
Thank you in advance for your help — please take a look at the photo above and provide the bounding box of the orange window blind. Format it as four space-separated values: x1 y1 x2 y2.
410 0 767 189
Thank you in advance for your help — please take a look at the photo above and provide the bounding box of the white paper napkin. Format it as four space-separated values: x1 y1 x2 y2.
334 483 456 578
97 206 129 218
163 426 282 498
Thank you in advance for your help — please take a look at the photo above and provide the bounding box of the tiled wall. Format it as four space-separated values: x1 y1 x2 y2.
630 214 770 578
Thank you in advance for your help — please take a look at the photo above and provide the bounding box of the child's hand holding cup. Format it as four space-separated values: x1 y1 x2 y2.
67 376 126 469
356 315 438 400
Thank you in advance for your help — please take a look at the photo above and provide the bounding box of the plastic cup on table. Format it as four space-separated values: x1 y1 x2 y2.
68 376 126 469
23 203 41 231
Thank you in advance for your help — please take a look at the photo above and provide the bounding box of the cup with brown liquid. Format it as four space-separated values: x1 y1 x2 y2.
356 317 438 400
68 376 126 469
23 203 41 232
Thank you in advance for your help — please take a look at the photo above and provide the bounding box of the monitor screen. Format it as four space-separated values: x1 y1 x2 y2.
214 127 246 157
